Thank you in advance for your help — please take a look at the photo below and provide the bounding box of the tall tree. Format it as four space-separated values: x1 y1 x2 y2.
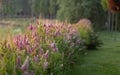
33 0 50 18
33 0 41 17
39 0 50 18
49 0 58 19
57 0 106 29
2 0 15 15
57 0 82 23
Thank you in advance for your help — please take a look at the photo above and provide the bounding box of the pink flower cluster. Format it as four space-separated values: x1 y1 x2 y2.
3 19 86 75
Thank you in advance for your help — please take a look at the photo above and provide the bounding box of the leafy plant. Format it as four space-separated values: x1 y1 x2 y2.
0 19 89 75
87 32 102 50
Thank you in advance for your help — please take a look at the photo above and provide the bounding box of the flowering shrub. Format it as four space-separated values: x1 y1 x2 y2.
0 19 100 75
76 19 102 50
0 19 86 75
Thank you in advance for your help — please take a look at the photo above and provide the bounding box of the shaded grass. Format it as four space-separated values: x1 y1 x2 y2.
68 31 120 75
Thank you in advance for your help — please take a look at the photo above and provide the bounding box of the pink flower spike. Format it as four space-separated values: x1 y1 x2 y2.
54 30 61 36
30 72 35 75
13 37 17 45
17 56 21 65
34 56 38 63
32 32 37 38
50 43 56 49
27 46 32 54
18 41 23 49
43 24 46 27
50 43 58 52
53 48 58 52
43 62 48 70
32 43 38 49
17 34 22 40
6 43 10 49
21 56 29 71
36 19 39 25
28 24 34 30
39 49 44 55
23 35 28 45
44 50 49 59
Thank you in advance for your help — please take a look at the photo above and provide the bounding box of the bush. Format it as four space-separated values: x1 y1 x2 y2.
86 32 102 50
74 19 102 50
0 19 86 75
0 19 101 75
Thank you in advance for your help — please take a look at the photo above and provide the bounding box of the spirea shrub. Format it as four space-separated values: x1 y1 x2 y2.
0 20 86 75
0 19 101 75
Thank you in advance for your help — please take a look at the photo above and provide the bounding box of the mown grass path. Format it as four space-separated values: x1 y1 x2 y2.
68 32 120 75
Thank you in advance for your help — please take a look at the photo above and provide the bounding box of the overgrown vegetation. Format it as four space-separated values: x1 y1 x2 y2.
0 19 101 75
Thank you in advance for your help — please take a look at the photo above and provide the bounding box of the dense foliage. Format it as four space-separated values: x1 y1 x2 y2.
3 0 120 30
101 0 109 11
0 19 101 75
0 0 107 29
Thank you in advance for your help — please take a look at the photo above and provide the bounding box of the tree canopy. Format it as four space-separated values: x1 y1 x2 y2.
0 0 107 29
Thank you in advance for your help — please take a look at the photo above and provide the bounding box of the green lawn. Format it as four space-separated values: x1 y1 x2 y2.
68 32 120 75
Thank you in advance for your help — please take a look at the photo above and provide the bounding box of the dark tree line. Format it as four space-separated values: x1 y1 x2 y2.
0 0 109 29
1 0 58 18
57 0 106 29
1 0 31 16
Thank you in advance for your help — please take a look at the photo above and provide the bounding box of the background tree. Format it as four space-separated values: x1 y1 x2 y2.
2 0 15 16
49 0 58 19
57 0 106 29
80 0 106 29
39 0 50 18
0 0 110 30
32 0 41 17
57 0 82 23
